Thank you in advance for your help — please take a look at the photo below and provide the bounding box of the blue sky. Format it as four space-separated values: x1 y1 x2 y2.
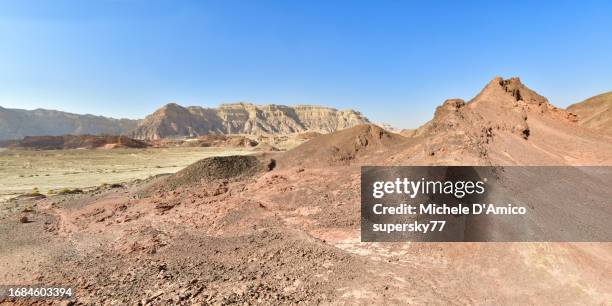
1 0 611 128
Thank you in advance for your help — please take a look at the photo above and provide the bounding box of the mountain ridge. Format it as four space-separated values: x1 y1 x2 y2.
280 76 612 167
130 102 370 140
3 83 611 141
0 107 140 141
0 102 370 141
399 76 611 165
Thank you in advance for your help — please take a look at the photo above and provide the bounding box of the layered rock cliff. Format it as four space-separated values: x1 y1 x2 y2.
130 103 369 140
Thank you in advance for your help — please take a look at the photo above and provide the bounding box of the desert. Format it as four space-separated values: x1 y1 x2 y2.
1 77 611 305
0 147 254 202
1 2 612 305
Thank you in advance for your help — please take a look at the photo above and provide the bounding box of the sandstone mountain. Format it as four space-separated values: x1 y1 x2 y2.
567 91 612 134
386 76 612 166
0 107 140 141
130 102 369 140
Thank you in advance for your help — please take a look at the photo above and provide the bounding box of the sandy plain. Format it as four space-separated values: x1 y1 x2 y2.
0 147 253 201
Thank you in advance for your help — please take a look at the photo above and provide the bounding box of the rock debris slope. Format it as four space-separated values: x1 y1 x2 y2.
277 124 407 168
567 91 612 135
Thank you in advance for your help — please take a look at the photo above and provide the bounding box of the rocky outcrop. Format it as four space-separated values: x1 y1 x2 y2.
130 103 369 140
567 92 612 134
0 107 140 140
396 77 612 165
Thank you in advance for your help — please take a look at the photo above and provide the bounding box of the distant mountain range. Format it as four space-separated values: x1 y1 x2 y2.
130 103 369 140
1 90 610 141
0 107 140 141
0 103 370 140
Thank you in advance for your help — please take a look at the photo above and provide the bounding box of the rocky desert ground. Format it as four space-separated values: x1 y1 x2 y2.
1 77 611 305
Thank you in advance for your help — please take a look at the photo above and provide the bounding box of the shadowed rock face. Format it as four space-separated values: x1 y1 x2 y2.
130 102 370 140
567 91 612 134
0 107 140 141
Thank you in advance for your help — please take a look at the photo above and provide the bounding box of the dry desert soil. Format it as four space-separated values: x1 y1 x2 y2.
1 78 611 305
0 147 253 202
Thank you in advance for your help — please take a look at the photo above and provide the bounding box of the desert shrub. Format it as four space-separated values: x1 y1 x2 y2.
97 182 123 190
22 187 45 198
56 188 83 195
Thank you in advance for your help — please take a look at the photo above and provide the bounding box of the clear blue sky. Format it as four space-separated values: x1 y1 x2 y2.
1 0 611 128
